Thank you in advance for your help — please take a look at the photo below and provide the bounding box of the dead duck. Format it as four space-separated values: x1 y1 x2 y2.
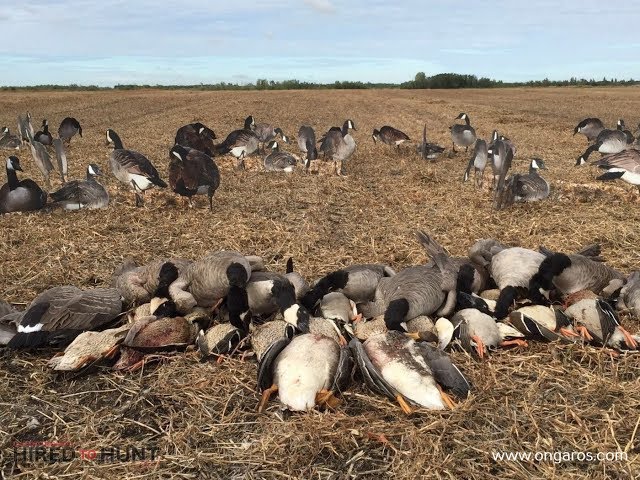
34 119 53 146
263 141 297 173
0 127 21 150
106 129 168 207
574 118 605 143
7 286 123 349
372 126 410 151
58 117 83 144
174 122 217 156
0 156 48 214
450 113 476 153
49 164 109 210
508 305 580 343
169 144 221 210
416 125 445 160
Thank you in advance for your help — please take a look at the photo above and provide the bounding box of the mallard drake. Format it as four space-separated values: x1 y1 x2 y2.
106 129 168 207
49 164 109 210
574 118 604 143
7 286 123 348
0 127 21 150
58 117 83 144
0 156 47 213
174 122 216 156
318 119 356 176
169 144 221 210
416 125 445 160
509 305 579 343
450 113 476 153
372 126 410 151
34 119 53 146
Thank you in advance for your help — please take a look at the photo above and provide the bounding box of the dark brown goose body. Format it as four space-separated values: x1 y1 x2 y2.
169 144 220 209
174 122 216 156
372 125 410 149
58 117 83 143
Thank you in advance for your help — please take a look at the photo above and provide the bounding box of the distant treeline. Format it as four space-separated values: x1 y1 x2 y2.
1 73 638 91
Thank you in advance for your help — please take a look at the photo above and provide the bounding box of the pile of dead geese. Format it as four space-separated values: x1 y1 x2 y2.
1 231 639 414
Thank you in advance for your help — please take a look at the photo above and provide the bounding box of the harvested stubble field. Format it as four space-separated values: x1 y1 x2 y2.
1 87 640 479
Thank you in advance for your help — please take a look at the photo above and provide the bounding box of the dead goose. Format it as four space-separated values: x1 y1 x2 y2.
494 157 550 210
297 125 317 172
169 144 221 210
250 320 295 363
372 126 410 151
0 127 21 150
618 271 640 318
318 119 356 176
214 116 259 169
508 305 579 343
574 118 604 143
49 164 109 210
53 138 68 183
450 113 476 153
416 124 445 160
576 129 630 164
106 129 168 207
463 139 488 187
591 148 640 193
34 119 53 146
0 156 48 214
319 292 359 325
58 117 83 144
246 273 301 319
28 138 54 189
7 286 123 349
174 122 216 157
17 112 34 146
264 141 297 173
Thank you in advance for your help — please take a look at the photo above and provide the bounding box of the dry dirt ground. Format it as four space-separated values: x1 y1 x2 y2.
0 88 639 479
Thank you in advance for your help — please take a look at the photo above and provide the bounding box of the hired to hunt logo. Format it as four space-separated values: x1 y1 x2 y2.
12 441 159 465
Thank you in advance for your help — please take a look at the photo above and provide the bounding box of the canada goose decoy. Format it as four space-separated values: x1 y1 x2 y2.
106 129 167 207
17 112 34 145
488 135 513 191
0 127 21 150
576 129 630 164
416 124 445 160
297 125 317 171
450 113 476 153
34 119 53 146
616 119 635 144
7 286 123 349
574 117 605 143
169 144 220 210
257 321 353 412
53 138 68 183
0 156 47 214
49 164 109 210
591 149 640 192
28 139 54 189
301 263 396 311
349 330 467 413
618 271 640 318
372 126 410 151
263 141 297 173
565 298 637 350
58 117 83 144
174 122 217 156
252 121 289 153
495 157 550 210
508 305 579 343
463 139 488 187
214 116 259 170
318 119 356 176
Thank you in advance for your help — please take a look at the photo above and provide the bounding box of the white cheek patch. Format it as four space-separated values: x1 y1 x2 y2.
348 121 354 129
198 127 205 134
18 323 43 333
531 159 539 169
6 158 13 170
283 304 300 326
88 165 97 175
106 131 112 143
172 151 182 161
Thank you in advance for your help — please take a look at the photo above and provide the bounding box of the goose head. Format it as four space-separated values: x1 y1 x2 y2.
6 156 22 171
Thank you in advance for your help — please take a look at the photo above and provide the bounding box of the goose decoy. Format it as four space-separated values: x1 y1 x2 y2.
618 271 640 318
494 157 550 210
463 139 488 187
508 305 579 343
48 325 130 371
174 122 216 156
214 115 259 169
372 126 410 151
17 112 34 145
34 119 53 146
301 263 396 311
257 319 353 412
576 129 630 164
574 118 604 143
415 124 445 160
318 119 356 176
169 144 220 210
488 134 513 191
49 164 109 210
0 127 21 150
0 156 47 213
263 141 297 173
252 121 288 153
450 113 476 153
297 125 317 172
58 117 83 144
53 138 68 183
28 139 54 189
591 149 640 192
7 286 123 349
565 297 637 350
349 330 467 413
616 119 635 144
106 129 168 207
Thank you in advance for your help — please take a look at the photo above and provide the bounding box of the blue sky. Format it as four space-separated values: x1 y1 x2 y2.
1 1 639 86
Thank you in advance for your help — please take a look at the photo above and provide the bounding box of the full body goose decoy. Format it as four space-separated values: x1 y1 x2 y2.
0 156 47 213
264 141 297 172
372 126 410 151
464 139 488 187
297 125 317 171
214 116 259 169
618 271 640 318
318 119 356 176
58 117 83 144
28 139 54 189
416 125 445 160
106 129 167 206
591 149 640 192
577 129 630 164
174 122 216 156
49 163 109 210
488 135 513 191
34 119 53 146
53 138 68 183
450 113 476 153
574 118 604 143
17 112 34 146
7 286 123 348
495 158 550 210
617 119 635 144
0 127 21 150
169 144 220 210
252 120 288 153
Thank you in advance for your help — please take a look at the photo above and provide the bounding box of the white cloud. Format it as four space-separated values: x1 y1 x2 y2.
304 0 335 14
